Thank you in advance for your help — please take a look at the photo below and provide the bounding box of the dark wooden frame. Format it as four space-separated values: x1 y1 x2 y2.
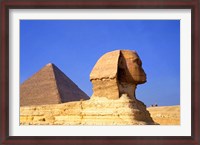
1 0 199 144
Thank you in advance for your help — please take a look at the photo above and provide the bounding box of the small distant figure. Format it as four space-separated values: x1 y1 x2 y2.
150 103 158 107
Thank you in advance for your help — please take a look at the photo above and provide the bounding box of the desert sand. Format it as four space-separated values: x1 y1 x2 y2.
147 105 180 125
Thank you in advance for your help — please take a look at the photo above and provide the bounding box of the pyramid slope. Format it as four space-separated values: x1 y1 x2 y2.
52 64 89 102
20 63 89 106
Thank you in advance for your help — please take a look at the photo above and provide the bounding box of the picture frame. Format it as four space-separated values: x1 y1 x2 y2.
1 0 199 144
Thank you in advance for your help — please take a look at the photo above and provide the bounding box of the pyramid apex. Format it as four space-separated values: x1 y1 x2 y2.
46 63 54 66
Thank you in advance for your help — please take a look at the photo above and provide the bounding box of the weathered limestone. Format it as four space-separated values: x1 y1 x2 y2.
20 63 89 106
90 50 120 99
88 50 155 124
20 95 154 125
90 50 146 100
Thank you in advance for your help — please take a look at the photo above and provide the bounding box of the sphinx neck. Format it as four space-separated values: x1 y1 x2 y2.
118 83 137 99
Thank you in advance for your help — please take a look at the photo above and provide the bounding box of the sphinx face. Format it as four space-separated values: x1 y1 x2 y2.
118 50 146 84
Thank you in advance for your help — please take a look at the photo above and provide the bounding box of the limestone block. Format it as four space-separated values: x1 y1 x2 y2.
20 95 155 125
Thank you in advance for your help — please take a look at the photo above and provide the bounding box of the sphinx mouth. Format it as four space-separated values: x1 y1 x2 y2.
137 80 146 84
132 75 147 84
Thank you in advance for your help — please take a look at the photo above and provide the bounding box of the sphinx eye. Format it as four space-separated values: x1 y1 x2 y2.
134 59 142 66
138 59 142 66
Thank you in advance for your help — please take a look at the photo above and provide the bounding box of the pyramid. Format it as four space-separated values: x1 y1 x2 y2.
20 63 89 106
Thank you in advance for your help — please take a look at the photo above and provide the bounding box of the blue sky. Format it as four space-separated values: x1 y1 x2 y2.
20 20 180 106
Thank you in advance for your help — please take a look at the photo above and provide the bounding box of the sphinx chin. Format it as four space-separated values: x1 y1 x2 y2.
133 75 147 84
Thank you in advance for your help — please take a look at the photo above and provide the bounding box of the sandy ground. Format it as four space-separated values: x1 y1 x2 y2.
147 105 180 125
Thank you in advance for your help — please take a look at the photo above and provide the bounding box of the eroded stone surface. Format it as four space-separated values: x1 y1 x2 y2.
90 50 146 100
20 95 155 125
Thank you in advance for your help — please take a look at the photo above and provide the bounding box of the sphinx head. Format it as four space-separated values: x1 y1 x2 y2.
90 50 146 99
